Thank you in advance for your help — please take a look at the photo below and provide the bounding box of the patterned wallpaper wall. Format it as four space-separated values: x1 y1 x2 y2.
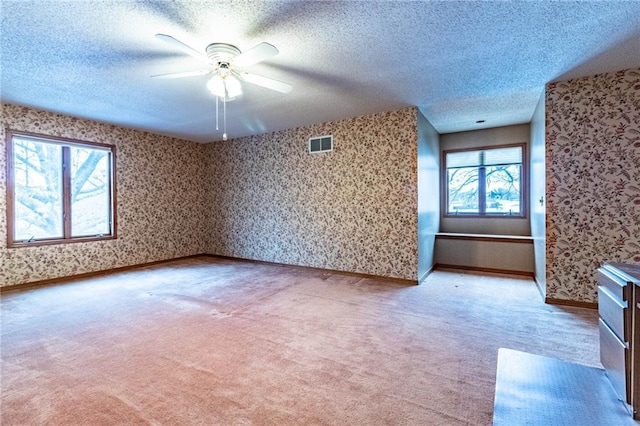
546 69 640 303
206 108 419 281
0 105 207 286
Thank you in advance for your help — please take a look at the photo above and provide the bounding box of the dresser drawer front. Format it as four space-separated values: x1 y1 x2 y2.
599 318 630 404
598 285 628 342
597 268 630 302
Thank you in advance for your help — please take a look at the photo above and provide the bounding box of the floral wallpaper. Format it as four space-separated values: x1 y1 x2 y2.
6 69 637 296
1 105 419 287
0 105 207 287
545 68 640 303
206 108 419 281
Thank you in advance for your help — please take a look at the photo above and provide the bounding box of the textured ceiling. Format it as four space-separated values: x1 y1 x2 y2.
1 1 639 143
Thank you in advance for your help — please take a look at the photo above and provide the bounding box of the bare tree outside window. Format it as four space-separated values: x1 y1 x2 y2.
8 132 115 246
70 146 110 236
485 165 520 214
445 145 524 217
13 139 64 240
447 166 479 213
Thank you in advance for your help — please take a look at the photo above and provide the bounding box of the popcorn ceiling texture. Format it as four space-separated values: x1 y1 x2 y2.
545 69 640 303
0 105 207 287
3 1 639 142
206 108 419 281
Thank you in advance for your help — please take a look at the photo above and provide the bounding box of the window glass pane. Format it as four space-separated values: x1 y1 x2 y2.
447 167 479 214
12 138 63 240
70 146 111 237
485 165 521 214
321 137 332 151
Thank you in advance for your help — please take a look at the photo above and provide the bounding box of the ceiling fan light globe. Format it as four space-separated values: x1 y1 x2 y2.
225 76 243 98
207 76 226 98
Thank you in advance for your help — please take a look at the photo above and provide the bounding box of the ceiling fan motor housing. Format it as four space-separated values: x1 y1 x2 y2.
206 43 241 65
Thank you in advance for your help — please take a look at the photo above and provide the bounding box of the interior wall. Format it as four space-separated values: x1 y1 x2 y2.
529 90 546 297
439 124 532 236
0 104 207 287
205 108 419 281
434 239 534 274
545 68 640 303
417 110 440 282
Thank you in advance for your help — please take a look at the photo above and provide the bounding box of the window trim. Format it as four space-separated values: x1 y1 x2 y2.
6 129 117 248
441 142 528 219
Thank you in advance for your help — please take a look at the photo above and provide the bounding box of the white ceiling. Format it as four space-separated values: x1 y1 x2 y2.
1 1 639 143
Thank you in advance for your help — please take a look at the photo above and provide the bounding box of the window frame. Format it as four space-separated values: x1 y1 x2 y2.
6 129 117 248
441 142 528 219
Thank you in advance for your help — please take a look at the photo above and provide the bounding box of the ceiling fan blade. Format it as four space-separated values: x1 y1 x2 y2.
233 42 279 68
155 33 209 63
151 69 212 79
240 72 292 93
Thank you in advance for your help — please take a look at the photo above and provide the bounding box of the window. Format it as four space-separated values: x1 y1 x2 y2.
6 130 116 247
443 144 526 217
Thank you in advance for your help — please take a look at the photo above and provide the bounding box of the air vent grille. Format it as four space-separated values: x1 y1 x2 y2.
309 135 333 154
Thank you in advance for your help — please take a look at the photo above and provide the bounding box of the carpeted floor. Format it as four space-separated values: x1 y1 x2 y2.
1 256 600 425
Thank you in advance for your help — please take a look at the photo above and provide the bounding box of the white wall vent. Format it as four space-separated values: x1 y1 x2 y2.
309 135 333 154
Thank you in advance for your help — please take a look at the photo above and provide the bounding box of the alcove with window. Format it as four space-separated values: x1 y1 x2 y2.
434 124 534 276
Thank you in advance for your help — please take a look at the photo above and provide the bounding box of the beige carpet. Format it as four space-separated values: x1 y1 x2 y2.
1 256 599 425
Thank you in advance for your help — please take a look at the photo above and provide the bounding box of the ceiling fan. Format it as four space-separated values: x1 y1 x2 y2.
152 33 292 101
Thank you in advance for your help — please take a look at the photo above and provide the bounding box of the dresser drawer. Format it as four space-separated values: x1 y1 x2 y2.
600 318 630 404
597 267 631 302
598 285 628 342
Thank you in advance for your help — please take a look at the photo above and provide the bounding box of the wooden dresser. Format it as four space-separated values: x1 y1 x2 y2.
597 262 640 418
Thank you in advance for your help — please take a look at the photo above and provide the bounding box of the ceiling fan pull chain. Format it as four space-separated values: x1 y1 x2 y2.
223 94 228 141
215 96 219 131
